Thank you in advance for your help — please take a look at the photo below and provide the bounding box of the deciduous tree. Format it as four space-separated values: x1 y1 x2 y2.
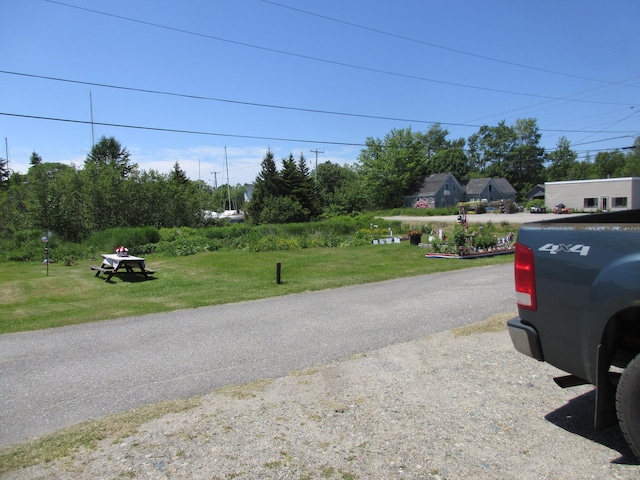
82 136 138 231
357 128 427 208
547 137 578 181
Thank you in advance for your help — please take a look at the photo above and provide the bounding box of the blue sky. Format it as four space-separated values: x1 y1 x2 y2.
2 0 639 186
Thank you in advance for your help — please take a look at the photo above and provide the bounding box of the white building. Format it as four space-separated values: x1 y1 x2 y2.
545 177 640 212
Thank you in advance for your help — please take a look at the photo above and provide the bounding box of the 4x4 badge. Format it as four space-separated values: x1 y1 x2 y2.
538 243 590 256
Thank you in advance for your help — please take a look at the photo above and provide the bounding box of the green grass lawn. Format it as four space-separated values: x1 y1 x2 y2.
0 243 513 334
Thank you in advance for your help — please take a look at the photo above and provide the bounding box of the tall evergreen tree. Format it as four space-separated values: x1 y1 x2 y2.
29 151 43 167
167 162 198 227
169 161 189 184
247 149 281 224
280 154 302 198
296 153 321 219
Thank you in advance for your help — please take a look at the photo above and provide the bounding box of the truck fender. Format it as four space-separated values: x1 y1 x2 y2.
587 255 640 429
583 254 640 383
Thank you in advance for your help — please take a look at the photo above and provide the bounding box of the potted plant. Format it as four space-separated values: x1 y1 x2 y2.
408 229 422 246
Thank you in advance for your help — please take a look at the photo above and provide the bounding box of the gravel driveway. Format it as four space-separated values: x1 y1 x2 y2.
4 322 639 479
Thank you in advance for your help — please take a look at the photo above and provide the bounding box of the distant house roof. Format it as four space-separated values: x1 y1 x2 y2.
465 177 517 197
412 172 456 196
525 184 545 201
465 178 491 196
492 178 517 196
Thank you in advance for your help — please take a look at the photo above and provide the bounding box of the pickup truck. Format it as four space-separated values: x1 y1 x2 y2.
507 209 640 458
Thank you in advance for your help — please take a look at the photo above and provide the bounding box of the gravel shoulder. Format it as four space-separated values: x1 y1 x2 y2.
4 322 639 480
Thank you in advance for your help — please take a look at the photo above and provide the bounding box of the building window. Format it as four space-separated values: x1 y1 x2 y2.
584 198 598 208
612 197 628 208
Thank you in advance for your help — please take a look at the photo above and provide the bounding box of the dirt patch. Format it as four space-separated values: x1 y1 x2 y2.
3 326 638 479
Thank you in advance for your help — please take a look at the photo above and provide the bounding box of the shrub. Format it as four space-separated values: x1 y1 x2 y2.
474 234 498 249
173 243 201 256
259 196 308 224
452 225 467 248
85 227 160 253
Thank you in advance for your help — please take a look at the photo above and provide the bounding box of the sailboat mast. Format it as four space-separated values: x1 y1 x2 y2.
225 147 232 210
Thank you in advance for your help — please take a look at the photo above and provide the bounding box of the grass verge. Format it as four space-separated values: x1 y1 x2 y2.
1 243 513 334
0 397 201 475
452 312 515 337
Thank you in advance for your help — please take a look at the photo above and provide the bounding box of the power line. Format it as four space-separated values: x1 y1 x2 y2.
3 112 635 157
573 108 640 146
259 0 640 89
0 70 463 127
43 0 637 105
0 112 367 147
2 70 637 136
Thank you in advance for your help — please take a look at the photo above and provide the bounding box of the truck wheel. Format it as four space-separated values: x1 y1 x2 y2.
616 353 640 459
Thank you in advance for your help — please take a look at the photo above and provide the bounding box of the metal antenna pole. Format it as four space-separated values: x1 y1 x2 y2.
89 91 95 147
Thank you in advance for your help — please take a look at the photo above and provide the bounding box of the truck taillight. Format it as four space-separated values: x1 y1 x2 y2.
515 242 537 311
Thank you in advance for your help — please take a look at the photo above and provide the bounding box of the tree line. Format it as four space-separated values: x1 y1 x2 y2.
1 119 639 241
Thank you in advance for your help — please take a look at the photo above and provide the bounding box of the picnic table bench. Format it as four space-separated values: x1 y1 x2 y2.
91 254 155 282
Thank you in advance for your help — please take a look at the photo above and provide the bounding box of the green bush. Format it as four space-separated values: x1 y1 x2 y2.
174 243 201 256
1 213 462 263
474 234 498 249
85 227 160 253
259 196 308 224
452 225 467 248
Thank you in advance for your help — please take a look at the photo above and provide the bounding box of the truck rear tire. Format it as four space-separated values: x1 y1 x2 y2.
616 353 640 459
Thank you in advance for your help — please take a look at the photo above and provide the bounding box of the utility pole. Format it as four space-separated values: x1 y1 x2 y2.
310 149 324 184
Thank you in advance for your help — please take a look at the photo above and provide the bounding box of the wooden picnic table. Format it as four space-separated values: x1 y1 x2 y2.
91 254 155 282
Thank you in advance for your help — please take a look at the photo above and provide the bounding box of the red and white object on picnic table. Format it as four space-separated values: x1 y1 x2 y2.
115 246 129 257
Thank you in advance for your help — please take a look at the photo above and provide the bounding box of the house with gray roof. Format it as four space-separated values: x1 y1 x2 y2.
464 177 517 203
403 172 466 208
525 184 545 202
403 173 517 207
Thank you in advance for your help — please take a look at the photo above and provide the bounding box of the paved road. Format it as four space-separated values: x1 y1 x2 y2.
0 264 515 448
383 211 581 224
